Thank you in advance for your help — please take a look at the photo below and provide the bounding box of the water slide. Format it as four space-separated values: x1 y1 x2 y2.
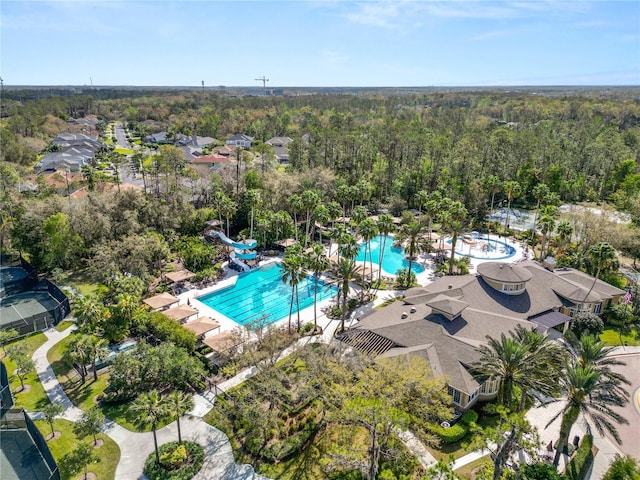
207 230 257 272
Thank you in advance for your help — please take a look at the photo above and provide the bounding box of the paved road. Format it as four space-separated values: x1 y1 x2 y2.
114 123 131 149
605 350 640 459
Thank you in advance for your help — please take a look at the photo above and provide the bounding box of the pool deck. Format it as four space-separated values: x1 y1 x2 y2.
175 236 530 337
177 258 340 336
441 234 533 269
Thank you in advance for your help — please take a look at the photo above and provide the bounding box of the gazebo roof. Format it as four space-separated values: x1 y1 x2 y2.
162 305 199 322
182 316 221 335
165 269 195 283
276 238 297 248
203 331 243 352
142 292 179 310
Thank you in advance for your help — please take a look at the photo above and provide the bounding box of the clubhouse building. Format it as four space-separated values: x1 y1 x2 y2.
338 260 625 409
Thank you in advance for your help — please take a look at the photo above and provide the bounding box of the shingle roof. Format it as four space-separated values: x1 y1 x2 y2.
477 262 533 283
341 260 624 396
425 294 469 317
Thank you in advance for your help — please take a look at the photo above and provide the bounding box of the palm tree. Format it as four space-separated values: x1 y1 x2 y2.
328 258 361 333
72 295 101 333
87 336 109 381
511 325 564 410
168 391 194 445
484 175 502 219
357 218 378 284
220 196 237 237
289 194 303 242
329 223 348 261
212 190 227 229
376 214 396 283
556 220 573 249
327 200 342 228
530 183 550 242
65 335 92 384
475 333 530 408
396 220 426 282
550 336 629 467
313 204 330 245
446 200 468 275
301 189 319 246
537 212 556 261
580 242 617 313
448 220 465 275
339 232 360 262
304 244 330 331
280 252 305 332
475 325 562 411
415 190 429 214
131 390 170 465
351 205 368 228
502 180 521 231
423 199 439 241
245 189 261 239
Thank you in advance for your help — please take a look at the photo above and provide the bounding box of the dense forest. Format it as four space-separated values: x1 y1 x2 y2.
1 88 640 278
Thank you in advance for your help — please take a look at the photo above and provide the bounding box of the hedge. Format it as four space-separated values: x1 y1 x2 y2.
460 409 478 425
428 422 468 443
564 435 594 480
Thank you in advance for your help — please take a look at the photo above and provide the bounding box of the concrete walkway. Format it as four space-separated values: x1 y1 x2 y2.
32 326 268 480
30 288 449 479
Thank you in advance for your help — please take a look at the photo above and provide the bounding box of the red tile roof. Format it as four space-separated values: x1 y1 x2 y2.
191 154 230 164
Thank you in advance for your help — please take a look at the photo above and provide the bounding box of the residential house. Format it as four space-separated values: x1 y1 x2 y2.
212 145 237 157
145 131 170 144
226 134 254 149
266 136 293 164
35 133 104 173
190 153 233 173
190 136 216 149
338 260 624 410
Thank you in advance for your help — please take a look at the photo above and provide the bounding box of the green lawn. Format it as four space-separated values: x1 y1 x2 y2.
55 321 74 332
454 455 493 480
3 333 51 412
56 268 100 297
35 418 120 480
114 147 133 155
600 325 640 346
47 334 170 432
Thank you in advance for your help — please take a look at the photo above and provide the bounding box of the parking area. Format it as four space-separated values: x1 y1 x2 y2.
607 351 640 459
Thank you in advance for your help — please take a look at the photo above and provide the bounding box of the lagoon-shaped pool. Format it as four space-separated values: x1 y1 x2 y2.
356 235 425 276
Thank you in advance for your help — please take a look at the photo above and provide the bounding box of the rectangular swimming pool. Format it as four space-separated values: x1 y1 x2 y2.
197 263 337 327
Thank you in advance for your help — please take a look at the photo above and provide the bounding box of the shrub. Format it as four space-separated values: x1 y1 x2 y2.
564 435 594 480
160 444 188 470
144 441 204 480
428 422 468 443
147 312 197 351
460 409 478 425
301 322 315 334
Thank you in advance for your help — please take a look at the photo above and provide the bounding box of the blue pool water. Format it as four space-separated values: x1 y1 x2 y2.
356 235 425 276
197 263 337 327
447 236 516 260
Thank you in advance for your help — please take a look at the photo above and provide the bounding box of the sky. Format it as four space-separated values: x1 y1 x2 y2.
1 0 639 87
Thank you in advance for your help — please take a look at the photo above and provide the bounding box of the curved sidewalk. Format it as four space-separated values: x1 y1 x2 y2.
33 326 267 480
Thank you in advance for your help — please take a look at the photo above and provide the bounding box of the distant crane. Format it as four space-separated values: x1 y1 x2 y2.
255 76 269 96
